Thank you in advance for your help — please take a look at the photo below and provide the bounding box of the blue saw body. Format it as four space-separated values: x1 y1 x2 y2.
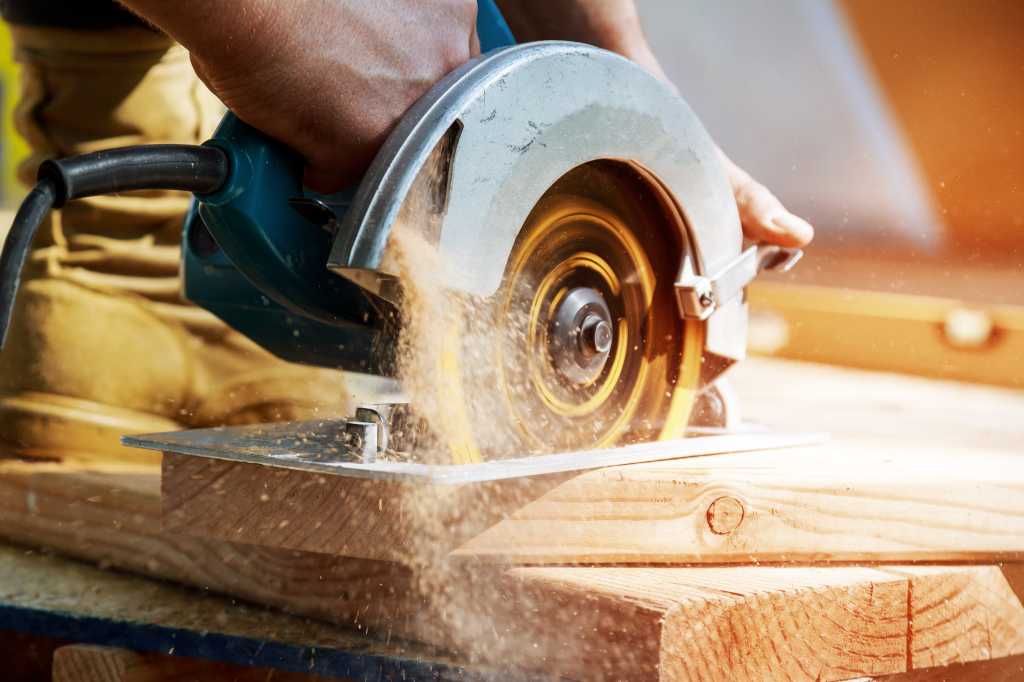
181 2 515 376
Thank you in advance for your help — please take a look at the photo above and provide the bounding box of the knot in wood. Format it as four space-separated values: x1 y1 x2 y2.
706 496 744 535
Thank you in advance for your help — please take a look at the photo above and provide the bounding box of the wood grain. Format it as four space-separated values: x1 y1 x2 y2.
160 452 562 565
162 439 1024 566
51 644 340 682
4 460 1024 680
161 349 1024 566
875 653 1024 681
891 566 1024 669
0 460 420 635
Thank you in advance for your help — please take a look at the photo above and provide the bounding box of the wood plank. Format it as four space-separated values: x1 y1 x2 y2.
731 356 1024 453
161 439 1024 565
3 460 1024 680
161 351 1024 566
747 282 1024 388
466 564 1024 680
0 460 422 638
0 544 485 681
889 566 1024 669
875 653 1024 680
51 644 340 682
456 441 1024 563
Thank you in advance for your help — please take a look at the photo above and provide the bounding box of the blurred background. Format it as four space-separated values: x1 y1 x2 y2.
637 0 1023 386
639 0 1022 270
0 0 1020 384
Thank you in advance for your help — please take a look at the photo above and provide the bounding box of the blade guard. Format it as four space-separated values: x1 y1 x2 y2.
328 42 752 364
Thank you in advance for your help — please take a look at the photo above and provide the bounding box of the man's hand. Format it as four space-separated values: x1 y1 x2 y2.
717 150 814 248
498 0 814 248
120 0 480 191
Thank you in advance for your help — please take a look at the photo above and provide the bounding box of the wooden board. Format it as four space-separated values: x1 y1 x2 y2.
5 357 1024 679
159 349 1024 566
0 540 484 680
161 438 1024 565
3 460 1024 680
732 356 1024 453
748 281 1024 388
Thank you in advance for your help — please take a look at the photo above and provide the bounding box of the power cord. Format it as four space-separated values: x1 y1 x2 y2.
0 144 229 348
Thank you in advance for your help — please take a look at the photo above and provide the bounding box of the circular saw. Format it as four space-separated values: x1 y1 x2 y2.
0 2 801 469
326 40 800 462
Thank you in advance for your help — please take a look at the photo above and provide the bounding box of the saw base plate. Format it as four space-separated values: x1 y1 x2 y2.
124 422 825 485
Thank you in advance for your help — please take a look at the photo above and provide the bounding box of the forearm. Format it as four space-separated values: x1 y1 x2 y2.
495 0 665 78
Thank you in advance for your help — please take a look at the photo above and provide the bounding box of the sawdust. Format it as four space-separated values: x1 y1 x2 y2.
380 217 525 464
377 211 560 670
370 160 689 674
380 223 462 462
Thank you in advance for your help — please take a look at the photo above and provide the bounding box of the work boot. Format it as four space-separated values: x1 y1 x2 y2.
0 26 352 463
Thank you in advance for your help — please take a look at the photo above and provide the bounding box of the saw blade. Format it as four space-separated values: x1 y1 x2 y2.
428 161 705 463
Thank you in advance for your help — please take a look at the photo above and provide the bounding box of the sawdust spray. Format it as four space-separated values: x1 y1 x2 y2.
376 209 586 672
371 160 656 676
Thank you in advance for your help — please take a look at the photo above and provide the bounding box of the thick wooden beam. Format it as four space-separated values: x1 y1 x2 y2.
458 441 1024 563
3 460 1024 680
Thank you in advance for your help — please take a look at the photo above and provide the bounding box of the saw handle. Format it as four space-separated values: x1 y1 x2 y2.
188 1 516 326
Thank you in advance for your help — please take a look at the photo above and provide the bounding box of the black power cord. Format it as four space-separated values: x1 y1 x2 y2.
0 144 229 349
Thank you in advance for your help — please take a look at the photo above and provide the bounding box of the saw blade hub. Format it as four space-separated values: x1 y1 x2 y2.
550 286 614 385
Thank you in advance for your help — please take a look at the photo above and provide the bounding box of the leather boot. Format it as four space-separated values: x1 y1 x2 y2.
0 26 352 463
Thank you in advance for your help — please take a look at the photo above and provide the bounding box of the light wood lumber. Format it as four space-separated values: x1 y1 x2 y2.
732 356 1024 452
3 460 1024 680
0 460 421 635
161 352 1024 566
161 438 1024 565
874 653 1024 680
455 440 1024 563
747 282 1024 388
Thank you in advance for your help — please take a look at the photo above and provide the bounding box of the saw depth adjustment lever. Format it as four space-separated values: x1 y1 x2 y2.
674 245 802 320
